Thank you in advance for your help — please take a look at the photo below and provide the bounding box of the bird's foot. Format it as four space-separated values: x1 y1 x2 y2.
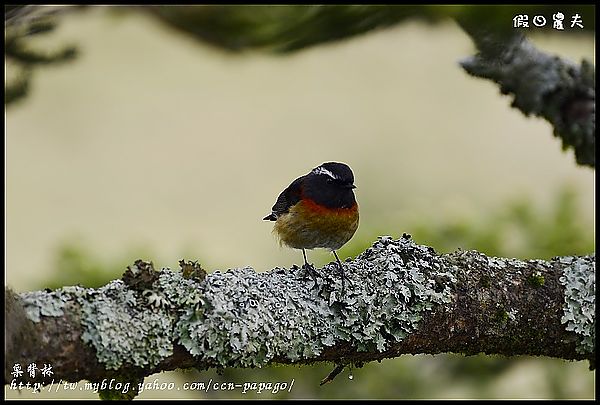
335 261 353 297
301 263 320 287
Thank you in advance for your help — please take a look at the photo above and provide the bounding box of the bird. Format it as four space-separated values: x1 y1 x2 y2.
263 162 359 293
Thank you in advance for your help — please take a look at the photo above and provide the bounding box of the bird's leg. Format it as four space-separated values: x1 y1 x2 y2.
301 248 319 283
332 250 349 295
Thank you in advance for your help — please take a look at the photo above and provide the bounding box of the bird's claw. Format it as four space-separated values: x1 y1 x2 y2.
301 263 320 287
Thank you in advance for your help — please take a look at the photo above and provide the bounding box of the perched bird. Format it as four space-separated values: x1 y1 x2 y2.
263 162 359 292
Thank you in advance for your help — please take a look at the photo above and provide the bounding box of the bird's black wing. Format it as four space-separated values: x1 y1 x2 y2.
263 175 305 221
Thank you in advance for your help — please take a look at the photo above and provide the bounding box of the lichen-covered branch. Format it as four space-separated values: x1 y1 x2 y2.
458 22 595 168
4 236 595 390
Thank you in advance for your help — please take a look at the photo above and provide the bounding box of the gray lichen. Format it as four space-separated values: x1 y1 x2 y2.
19 275 205 371
20 285 88 322
79 280 175 370
21 290 66 322
559 255 595 355
76 267 209 370
18 237 457 370
15 237 594 375
176 236 456 368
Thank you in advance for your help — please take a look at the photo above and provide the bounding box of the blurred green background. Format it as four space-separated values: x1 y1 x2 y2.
5 5 595 399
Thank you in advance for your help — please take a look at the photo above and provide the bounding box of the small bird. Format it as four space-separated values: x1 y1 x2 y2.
263 162 359 292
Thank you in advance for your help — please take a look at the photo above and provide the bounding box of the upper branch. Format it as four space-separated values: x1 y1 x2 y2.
458 22 595 168
4 236 595 388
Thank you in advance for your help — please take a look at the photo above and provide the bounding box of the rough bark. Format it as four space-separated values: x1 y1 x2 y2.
4 236 595 391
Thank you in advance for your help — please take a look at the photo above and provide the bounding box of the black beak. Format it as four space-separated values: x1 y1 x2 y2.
344 184 356 189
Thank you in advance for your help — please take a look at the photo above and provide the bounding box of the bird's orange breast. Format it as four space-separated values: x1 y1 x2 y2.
301 198 358 215
273 199 359 250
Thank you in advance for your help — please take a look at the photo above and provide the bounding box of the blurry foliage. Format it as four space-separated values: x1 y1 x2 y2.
5 5 594 106
46 186 592 292
42 186 594 398
148 5 447 53
5 5 79 106
170 353 590 399
408 186 594 260
337 186 594 268
150 5 594 53
42 240 153 290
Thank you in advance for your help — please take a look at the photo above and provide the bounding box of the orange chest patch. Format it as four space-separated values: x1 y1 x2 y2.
274 198 359 250
300 198 358 216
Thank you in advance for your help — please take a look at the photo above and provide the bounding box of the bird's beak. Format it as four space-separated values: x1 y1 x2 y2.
345 184 357 189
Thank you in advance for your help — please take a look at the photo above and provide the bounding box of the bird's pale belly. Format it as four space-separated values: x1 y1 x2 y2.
273 200 359 250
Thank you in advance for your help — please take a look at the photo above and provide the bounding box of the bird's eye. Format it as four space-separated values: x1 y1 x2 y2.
326 178 333 183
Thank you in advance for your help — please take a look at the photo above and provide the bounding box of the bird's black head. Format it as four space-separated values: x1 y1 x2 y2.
304 162 357 209
314 162 355 188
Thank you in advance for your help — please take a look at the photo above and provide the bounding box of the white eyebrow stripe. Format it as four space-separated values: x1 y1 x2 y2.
312 166 337 179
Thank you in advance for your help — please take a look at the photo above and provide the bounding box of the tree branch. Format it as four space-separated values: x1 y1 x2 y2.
5 236 595 392
457 22 595 168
